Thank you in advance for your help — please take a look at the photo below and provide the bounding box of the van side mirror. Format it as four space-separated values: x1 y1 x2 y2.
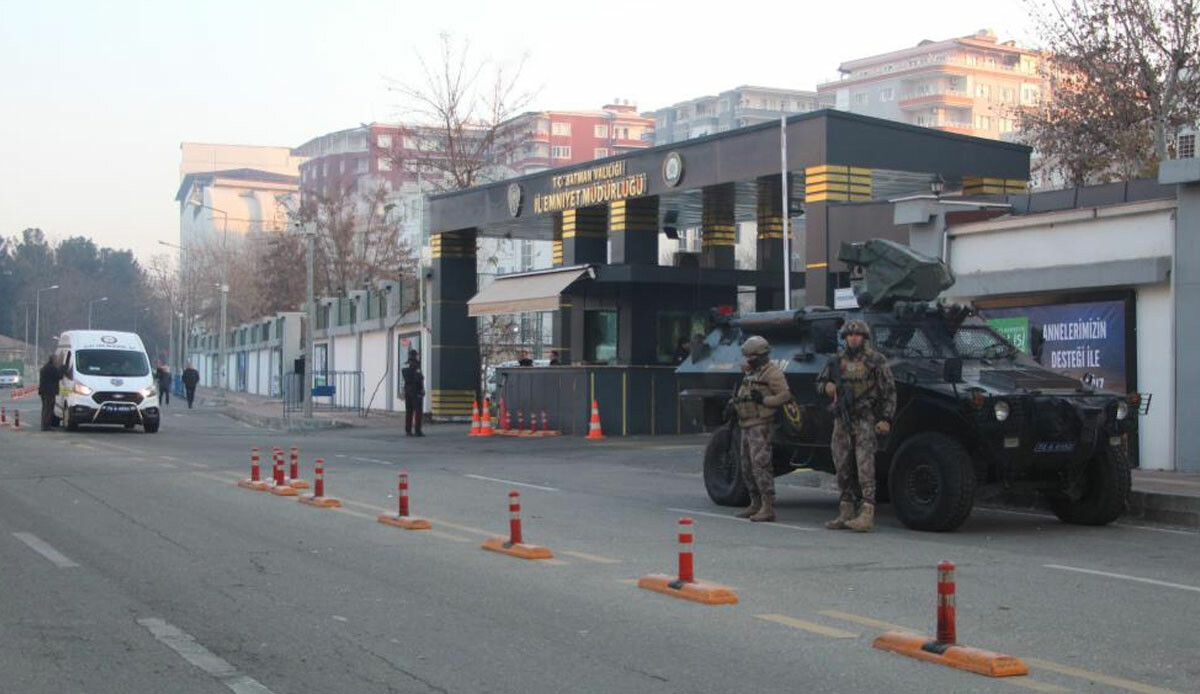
943 357 963 384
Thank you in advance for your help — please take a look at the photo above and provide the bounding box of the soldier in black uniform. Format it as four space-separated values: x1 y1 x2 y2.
401 349 425 436
39 354 61 431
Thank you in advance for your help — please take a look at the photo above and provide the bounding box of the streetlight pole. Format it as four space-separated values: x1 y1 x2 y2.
187 199 229 390
159 239 191 373
34 284 60 363
303 222 316 419
88 297 108 329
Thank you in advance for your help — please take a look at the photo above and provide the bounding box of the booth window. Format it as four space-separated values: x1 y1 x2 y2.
584 310 618 364
656 311 707 364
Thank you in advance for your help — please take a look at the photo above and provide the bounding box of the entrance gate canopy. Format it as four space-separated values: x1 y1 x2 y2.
467 265 593 317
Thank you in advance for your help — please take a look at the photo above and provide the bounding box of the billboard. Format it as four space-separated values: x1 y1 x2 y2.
979 299 1128 392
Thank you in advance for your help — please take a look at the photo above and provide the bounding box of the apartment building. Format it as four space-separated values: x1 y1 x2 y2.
502 101 655 176
645 86 828 146
816 29 1046 140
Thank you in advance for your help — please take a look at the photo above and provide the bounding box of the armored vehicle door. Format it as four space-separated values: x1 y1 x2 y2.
773 315 840 470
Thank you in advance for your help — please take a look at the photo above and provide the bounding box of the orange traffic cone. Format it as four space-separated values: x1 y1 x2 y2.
479 398 495 437
586 399 605 440
468 399 481 437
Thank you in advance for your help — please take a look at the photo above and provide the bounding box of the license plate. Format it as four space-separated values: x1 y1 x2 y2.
105 404 134 412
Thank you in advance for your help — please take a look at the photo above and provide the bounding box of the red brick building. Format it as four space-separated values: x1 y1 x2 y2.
502 101 655 176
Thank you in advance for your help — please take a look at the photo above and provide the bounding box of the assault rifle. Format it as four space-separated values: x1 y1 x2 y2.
828 355 877 430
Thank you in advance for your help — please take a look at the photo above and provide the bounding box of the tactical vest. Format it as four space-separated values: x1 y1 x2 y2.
734 364 778 423
839 351 878 413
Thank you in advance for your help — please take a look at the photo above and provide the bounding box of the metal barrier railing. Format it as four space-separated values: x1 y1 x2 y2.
282 371 363 416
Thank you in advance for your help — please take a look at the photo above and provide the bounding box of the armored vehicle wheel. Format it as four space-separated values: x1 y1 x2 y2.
704 426 750 507
1049 446 1130 526
888 433 975 532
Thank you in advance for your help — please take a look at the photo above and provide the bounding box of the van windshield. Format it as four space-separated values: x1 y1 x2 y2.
75 349 150 377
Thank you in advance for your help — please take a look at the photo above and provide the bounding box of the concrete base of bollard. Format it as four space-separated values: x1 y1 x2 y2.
268 483 299 497
298 494 341 508
872 631 1029 677
237 479 270 491
480 537 553 560
377 514 432 530
285 478 310 490
636 573 739 605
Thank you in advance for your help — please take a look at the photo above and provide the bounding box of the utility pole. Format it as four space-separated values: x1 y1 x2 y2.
780 116 792 311
303 222 316 419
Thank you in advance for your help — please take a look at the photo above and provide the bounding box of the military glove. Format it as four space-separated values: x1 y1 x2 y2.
750 390 764 404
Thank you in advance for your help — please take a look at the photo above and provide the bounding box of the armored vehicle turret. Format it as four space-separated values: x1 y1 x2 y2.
677 240 1142 531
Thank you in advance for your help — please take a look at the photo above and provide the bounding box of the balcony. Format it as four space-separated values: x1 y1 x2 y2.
899 91 974 109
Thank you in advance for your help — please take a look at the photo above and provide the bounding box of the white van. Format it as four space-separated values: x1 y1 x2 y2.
55 331 161 433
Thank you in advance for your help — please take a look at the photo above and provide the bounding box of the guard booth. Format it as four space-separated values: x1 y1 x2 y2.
428 110 1030 433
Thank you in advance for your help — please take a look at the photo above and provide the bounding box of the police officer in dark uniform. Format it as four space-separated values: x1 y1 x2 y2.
401 349 425 436
39 354 61 431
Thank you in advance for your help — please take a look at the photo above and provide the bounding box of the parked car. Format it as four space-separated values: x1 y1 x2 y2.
0 368 22 389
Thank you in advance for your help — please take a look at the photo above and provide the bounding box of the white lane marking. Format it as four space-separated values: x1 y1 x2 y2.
818 610 917 633
138 617 276 694
13 532 79 568
1044 564 1200 594
161 456 178 461
1026 658 1187 694
350 456 395 466
331 615 348 622
94 441 141 455
1004 679 1073 693
463 474 558 492
561 550 622 564
666 507 816 532
755 613 859 639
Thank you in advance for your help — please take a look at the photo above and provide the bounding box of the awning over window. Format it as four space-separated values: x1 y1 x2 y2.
467 265 593 317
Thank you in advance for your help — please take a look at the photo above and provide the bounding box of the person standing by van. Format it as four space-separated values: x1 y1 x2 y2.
39 354 61 431
182 362 200 409
156 361 171 405
401 349 424 436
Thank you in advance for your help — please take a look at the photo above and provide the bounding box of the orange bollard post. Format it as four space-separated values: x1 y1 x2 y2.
1 406 7 425
378 472 432 529
873 561 1028 677
269 448 298 496
481 490 553 560
498 398 508 431
286 445 309 489
637 517 738 605
238 447 270 490
299 458 341 508
13 409 19 430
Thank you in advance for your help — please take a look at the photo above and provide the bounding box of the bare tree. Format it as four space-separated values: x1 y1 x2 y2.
389 33 538 191
1020 0 1200 184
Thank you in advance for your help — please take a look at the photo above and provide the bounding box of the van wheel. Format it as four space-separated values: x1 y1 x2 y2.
1049 446 1130 526
64 408 79 432
703 426 750 507
144 421 160 434
888 432 975 532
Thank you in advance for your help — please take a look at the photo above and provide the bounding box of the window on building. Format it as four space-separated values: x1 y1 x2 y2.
551 121 571 136
583 311 618 364
551 146 571 159
356 157 368 174
976 115 992 130
1180 134 1196 159
853 92 869 105
378 157 393 171
880 88 894 102
1022 85 1040 105
998 117 1015 133
656 312 708 365
594 124 608 138
884 64 894 72
976 84 991 99
377 134 392 148
594 148 608 159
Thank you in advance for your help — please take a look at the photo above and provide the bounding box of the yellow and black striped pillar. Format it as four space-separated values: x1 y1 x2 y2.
803 165 873 203
561 206 607 265
962 177 1029 196
755 175 791 310
701 184 736 269
430 228 478 419
551 213 564 267
609 196 659 265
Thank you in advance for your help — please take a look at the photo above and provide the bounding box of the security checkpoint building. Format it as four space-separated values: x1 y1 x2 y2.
427 110 1030 433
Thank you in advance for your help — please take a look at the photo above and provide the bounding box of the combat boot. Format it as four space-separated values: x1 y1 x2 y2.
845 502 875 532
824 501 856 530
749 495 776 522
735 493 762 519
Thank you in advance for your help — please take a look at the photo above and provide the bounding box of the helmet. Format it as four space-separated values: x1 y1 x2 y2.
740 335 771 357
840 319 871 339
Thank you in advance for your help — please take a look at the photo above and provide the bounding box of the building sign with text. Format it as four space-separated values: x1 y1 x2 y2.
979 299 1128 392
532 161 648 214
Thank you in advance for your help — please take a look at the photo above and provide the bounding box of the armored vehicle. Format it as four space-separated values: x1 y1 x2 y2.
677 239 1142 532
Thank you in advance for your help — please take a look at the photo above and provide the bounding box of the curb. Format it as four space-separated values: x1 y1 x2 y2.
219 406 354 432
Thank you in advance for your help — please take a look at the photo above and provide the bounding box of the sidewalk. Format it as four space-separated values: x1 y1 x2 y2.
189 386 404 432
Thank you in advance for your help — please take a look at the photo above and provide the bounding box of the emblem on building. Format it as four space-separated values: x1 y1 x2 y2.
507 183 523 218
662 151 684 187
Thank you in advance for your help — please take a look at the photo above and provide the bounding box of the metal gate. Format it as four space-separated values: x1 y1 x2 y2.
282 371 363 416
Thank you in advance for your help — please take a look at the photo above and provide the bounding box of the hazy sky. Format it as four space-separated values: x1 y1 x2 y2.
0 0 1030 264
